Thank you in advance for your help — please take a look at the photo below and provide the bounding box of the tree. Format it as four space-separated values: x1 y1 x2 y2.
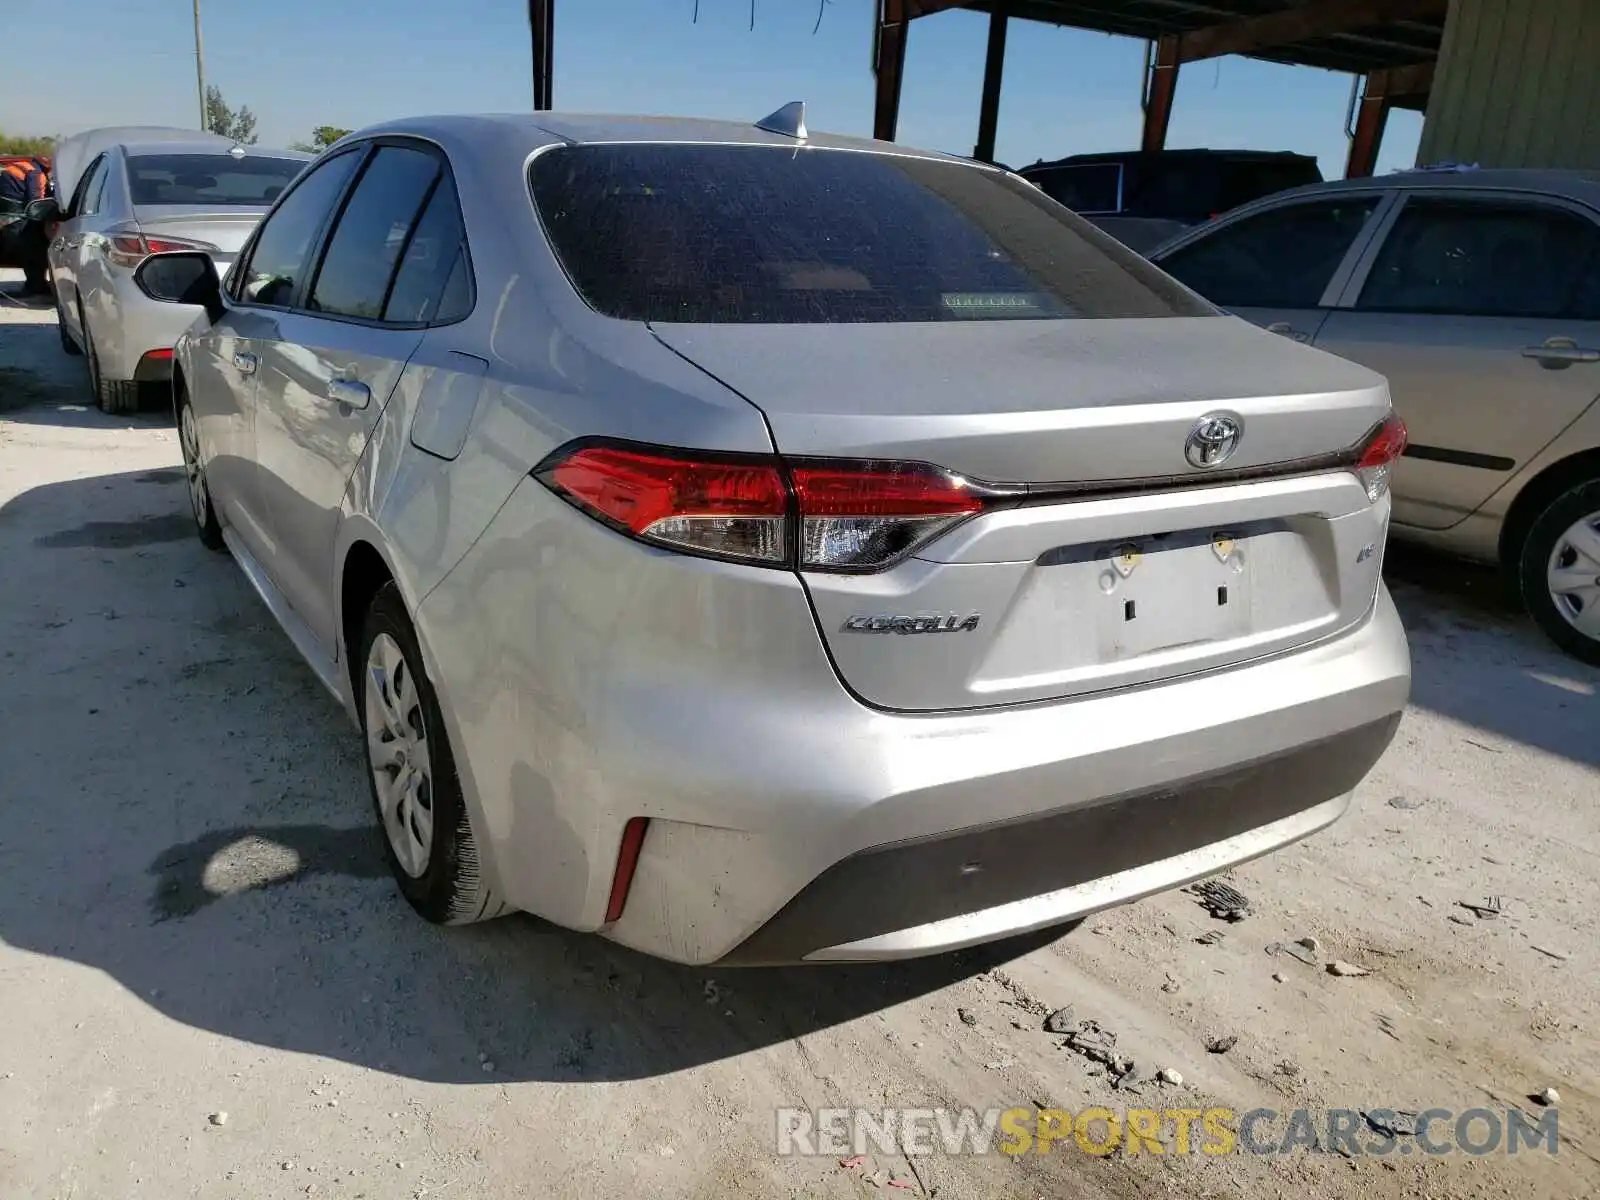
0 131 55 157
311 125 351 149
290 125 351 153
203 86 258 145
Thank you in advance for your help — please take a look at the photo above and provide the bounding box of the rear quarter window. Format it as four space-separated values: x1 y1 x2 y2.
528 144 1214 324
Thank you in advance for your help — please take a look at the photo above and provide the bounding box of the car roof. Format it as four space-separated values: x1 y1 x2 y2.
349 111 979 166
1251 167 1600 208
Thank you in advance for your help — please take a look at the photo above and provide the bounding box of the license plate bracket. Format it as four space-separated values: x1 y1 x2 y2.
1095 531 1252 660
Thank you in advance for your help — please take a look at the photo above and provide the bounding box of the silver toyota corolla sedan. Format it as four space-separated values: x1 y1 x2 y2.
43 130 311 413
129 109 1411 965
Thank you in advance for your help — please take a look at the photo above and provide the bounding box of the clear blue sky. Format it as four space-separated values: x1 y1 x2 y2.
2 0 1421 176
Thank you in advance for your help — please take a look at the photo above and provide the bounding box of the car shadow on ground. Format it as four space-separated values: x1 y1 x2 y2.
0 457 1066 1088
1385 542 1599 767
2 441 1594 1090
0 320 172 427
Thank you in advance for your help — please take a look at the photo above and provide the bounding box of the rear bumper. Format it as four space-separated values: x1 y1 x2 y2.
418 480 1410 966
91 271 203 381
720 715 1395 963
612 590 1407 965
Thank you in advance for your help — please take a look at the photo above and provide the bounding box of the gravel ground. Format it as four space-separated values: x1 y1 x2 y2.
2 270 1597 1199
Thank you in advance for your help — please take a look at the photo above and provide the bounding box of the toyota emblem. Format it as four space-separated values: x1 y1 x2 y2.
1184 412 1244 469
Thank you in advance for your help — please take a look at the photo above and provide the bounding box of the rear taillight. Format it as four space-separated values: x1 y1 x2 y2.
1352 413 1408 502
536 442 1007 572
790 461 988 569
106 233 217 269
543 444 789 564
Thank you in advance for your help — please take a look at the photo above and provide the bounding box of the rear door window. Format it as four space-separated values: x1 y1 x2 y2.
1356 198 1599 318
1158 197 1382 309
382 173 473 324
307 145 441 320
529 144 1213 324
69 155 108 218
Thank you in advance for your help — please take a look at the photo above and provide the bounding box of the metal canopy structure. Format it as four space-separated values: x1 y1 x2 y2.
870 0 1448 177
522 1 1446 181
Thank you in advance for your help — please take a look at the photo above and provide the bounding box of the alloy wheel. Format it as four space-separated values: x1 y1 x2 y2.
364 632 436 878
178 404 210 529
1546 508 1600 644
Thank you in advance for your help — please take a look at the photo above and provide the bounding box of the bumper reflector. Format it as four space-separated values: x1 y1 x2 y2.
604 817 651 923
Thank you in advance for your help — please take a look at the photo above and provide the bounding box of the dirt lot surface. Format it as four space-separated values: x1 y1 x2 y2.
2 271 1597 1199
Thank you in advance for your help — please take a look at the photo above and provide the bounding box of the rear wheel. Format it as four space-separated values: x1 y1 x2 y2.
358 583 502 925
177 391 225 552
82 305 140 415
1519 479 1600 665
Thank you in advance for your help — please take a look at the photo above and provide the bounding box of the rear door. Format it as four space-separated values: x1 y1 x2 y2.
50 152 113 339
1154 191 1393 346
1314 192 1600 530
252 140 454 654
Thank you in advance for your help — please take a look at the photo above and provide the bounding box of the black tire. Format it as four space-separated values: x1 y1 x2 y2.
56 294 82 356
1518 478 1600 666
358 583 504 925
176 389 226 552
82 307 140 415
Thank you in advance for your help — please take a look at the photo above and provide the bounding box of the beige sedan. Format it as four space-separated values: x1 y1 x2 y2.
1152 167 1600 664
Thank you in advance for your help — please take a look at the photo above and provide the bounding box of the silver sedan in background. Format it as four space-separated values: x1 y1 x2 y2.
43 131 310 413
130 110 1410 964
1150 169 1600 664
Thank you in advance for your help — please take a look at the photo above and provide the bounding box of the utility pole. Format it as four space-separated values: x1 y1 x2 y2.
193 0 208 131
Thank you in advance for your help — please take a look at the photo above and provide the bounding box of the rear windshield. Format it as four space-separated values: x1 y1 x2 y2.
528 144 1213 324
127 154 306 207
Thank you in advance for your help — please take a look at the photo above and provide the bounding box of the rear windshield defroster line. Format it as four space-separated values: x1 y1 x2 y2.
528 143 1216 325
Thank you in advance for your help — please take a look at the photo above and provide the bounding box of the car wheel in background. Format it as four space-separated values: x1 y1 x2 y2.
358 582 503 925
55 294 81 356
81 305 141 415
1519 478 1600 665
177 390 225 552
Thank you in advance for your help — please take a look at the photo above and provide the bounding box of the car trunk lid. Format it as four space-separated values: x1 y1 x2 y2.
651 315 1395 711
131 205 269 272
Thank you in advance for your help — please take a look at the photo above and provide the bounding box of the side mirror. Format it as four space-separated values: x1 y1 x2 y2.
24 198 58 223
133 251 224 323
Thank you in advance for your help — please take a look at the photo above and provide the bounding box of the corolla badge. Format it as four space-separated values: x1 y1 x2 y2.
1184 411 1244 469
843 614 982 634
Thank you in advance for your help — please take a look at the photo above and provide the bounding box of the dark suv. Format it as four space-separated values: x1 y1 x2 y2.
1020 149 1323 253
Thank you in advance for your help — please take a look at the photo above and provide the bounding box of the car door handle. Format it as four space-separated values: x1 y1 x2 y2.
232 352 257 375
1522 340 1600 369
327 378 371 408
1266 321 1312 343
